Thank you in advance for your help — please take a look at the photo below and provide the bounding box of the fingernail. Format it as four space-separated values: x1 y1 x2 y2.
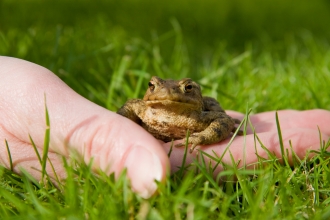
124 146 164 198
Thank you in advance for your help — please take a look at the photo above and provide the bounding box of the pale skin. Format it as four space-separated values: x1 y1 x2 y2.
0 56 329 198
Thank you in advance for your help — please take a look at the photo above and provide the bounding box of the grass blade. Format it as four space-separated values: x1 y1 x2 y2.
178 130 190 179
275 111 289 167
29 134 42 165
5 139 13 171
42 95 51 182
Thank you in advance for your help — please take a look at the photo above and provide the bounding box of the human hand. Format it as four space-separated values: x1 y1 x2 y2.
1 57 329 199
0 56 169 198
164 110 330 173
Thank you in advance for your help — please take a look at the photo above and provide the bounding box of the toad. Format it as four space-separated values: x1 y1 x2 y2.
117 76 241 153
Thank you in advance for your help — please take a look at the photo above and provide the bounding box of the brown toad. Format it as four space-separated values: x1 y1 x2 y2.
117 76 241 153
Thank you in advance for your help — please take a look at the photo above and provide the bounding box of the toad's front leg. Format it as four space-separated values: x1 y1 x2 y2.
117 99 145 124
175 115 237 153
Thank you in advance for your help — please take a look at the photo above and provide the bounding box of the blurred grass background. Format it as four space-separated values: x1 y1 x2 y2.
1 0 330 219
1 0 330 113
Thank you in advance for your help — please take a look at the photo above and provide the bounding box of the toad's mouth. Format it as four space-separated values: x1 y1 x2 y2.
145 99 198 107
145 100 202 110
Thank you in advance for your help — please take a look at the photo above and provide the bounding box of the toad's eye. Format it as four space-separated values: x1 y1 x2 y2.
148 81 155 91
184 84 193 92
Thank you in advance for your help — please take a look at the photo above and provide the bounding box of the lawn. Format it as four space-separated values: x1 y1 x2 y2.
1 0 330 219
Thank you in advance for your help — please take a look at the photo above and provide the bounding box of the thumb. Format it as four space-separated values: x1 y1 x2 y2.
0 56 169 198
65 112 169 198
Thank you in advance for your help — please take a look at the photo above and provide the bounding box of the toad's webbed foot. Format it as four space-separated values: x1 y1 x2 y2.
174 136 205 153
175 117 243 153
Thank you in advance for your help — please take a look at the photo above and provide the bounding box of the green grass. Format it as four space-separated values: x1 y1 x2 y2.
1 0 330 219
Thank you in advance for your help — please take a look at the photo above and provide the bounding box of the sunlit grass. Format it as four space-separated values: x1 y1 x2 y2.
1 117 330 218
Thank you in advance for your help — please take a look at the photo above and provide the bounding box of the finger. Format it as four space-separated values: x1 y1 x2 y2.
250 109 330 134
225 110 245 120
164 128 329 174
225 110 255 134
225 110 298 124
248 110 299 123
0 56 169 198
